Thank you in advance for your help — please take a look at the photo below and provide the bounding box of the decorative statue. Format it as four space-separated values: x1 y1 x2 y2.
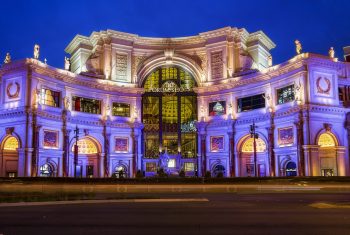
295 40 302 55
64 96 71 110
4 52 11 64
64 56 70 70
33 44 40 59
44 58 47 64
328 47 335 59
267 55 273 67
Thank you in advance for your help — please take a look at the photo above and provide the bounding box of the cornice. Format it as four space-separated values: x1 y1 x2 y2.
1 59 144 95
247 30 276 50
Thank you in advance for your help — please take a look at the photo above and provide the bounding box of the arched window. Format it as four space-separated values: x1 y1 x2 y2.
318 133 336 147
3 136 19 151
72 138 98 154
241 137 266 153
40 163 54 177
142 66 197 159
285 161 297 177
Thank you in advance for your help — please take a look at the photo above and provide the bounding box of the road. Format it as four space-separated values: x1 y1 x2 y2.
0 192 350 235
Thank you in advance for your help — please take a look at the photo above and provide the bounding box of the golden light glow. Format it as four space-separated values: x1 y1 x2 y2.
3 136 19 150
318 133 336 147
242 137 266 153
72 138 98 154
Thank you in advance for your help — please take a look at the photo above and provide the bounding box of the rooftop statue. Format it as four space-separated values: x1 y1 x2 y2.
4 52 11 64
34 44 40 59
267 55 273 67
64 56 70 70
295 40 302 55
329 47 335 59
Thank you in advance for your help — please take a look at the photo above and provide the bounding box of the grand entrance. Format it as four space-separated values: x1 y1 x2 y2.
142 66 197 167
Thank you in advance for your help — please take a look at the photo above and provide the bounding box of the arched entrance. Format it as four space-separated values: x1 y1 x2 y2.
317 132 339 176
285 161 297 177
212 164 225 177
39 163 55 177
71 137 100 178
239 135 268 177
142 66 197 170
112 165 127 178
1 136 19 177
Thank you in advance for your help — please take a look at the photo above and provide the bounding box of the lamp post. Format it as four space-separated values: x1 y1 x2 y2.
250 122 259 177
73 125 79 178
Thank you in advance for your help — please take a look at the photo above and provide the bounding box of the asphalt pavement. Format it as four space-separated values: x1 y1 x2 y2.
0 192 350 235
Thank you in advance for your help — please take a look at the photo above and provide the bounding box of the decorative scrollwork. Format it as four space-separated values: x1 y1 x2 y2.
6 82 20 99
316 77 331 94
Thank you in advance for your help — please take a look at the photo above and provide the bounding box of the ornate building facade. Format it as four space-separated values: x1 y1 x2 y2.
1 27 350 178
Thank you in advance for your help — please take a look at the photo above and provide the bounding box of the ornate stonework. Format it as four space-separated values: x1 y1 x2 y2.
211 51 223 80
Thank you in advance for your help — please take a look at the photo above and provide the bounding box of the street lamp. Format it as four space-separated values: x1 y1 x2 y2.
250 121 259 177
73 125 80 178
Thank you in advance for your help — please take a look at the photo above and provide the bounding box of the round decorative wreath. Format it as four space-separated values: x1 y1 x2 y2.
316 77 331 94
6 82 20 99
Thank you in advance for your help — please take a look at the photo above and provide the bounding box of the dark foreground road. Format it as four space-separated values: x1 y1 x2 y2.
0 193 350 235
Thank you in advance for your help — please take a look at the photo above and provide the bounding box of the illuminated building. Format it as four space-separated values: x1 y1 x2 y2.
0 27 349 177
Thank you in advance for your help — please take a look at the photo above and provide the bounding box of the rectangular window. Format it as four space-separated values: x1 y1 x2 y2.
168 159 176 168
277 85 295 105
146 162 157 172
72 96 101 114
112 102 130 117
40 88 60 107
184 162 194 172
237 94 265 113
209 101 226 116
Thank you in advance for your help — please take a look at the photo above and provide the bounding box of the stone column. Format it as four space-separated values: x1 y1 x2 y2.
103 121 111 178
17 148 26 177
201 134 207 176
62 129 71 177
132 130 139 178
99 153 105 178
346 126 350 175
266 125 275 177
303 145 319 176
294 114 305 176
228 127 236 177
31 125 41 177
336 146 346 176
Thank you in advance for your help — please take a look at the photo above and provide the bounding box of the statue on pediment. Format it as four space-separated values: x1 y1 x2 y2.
267 55 273 67
328 47 335 59
34 44 40 59
4 52 11 64
295 40 302 55
64 56 70 70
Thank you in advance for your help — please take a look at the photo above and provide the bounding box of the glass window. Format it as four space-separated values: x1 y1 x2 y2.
112 102 130 117
209 101 226 116
277 85 295 105
72 96 101 114
142 66 197 160
184 162 194 172
237 94 265 113
146 162 157 172
40 88 60 107
168 159 175 168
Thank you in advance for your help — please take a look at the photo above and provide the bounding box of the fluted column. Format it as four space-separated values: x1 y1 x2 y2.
266 126 275 177
31 124 41 177
62 129 71 177
132 131 139 178
294 110 305 176
200 134 207 176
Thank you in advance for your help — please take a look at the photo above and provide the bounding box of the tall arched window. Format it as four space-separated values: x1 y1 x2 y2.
318 133 336 147
241 137 266 153
3 136 19 151
142 67 197 158
72 138 98 154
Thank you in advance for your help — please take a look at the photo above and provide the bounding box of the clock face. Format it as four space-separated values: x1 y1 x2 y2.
6 82 20 99
316 77 331 95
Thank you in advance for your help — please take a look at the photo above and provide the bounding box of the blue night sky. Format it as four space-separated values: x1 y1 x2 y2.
0 0 349 69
